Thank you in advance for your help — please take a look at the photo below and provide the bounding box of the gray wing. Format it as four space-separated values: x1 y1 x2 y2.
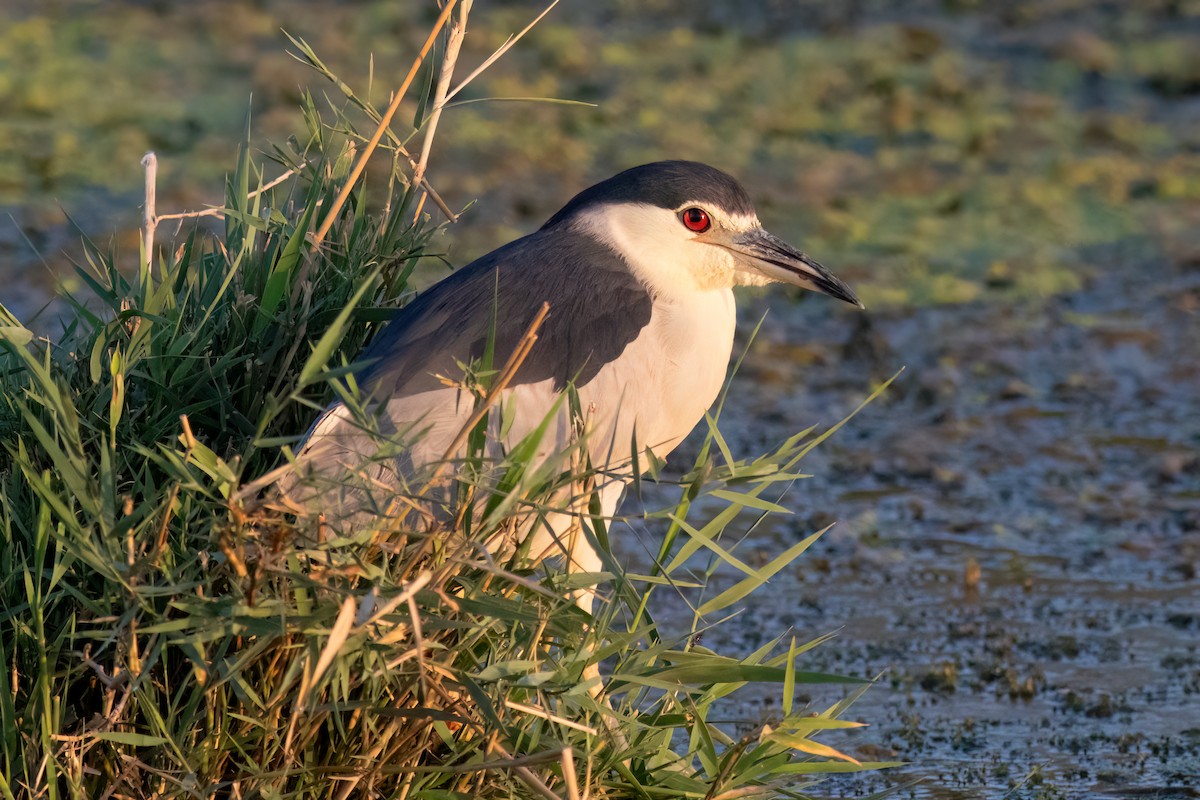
357 228 653 399
276 228 652 527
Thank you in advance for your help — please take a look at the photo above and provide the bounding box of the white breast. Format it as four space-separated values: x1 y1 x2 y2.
375 285 737 473
563 286 736 465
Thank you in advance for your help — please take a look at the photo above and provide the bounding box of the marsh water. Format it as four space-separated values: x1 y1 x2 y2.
3 0 1199 797
626 250 1200 797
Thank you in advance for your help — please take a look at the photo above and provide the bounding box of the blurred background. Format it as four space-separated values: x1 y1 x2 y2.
2 0 1198 796
4 0 1197 308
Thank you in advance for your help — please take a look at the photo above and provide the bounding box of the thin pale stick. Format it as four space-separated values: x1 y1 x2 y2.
311 0 459 248
561 747 580 800
413 0 470 190
141 152 158 273
156 163 307 223
505 701 598 736
447 746 570 773
436 301 550 466
444 1 560 103
487 743 564 800
422 179 457 220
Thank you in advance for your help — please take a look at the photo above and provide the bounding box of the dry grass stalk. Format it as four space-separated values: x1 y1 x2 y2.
412 0 472 193
140 152 157 272
311 0 459 247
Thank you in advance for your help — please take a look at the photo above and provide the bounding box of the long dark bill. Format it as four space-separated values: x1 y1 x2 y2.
732 228 863 308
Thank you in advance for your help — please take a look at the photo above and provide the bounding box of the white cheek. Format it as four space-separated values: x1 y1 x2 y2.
573 203 750 295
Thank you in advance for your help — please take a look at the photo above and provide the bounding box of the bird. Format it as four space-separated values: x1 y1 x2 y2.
276 160 861 602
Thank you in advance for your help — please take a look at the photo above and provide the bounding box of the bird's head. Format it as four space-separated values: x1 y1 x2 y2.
543 160 862 307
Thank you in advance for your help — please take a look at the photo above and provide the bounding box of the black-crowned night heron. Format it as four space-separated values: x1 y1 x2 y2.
280 161 861 600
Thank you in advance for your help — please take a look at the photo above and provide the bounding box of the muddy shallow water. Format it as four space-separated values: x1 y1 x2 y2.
618 252 1200 798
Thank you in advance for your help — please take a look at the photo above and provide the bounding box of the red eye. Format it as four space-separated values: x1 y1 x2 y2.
680 207 711 233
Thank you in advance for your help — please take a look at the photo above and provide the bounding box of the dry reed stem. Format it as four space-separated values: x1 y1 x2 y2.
360 569 432 626
328 1 561 227
411 190 428 224
443 1 560 104
504 700 598 736
284 594 357 759
311 0 459 248
155 165 305 225
332 721 405 800
413 0 471 194
406 591 429 703
446 746 573 774
141 151 308 255
140 152 157 272
560 747 581 800
434 301 551 470
488 742 566 800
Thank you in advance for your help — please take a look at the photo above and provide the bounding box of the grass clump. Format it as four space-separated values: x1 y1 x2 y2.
0 11 893 798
